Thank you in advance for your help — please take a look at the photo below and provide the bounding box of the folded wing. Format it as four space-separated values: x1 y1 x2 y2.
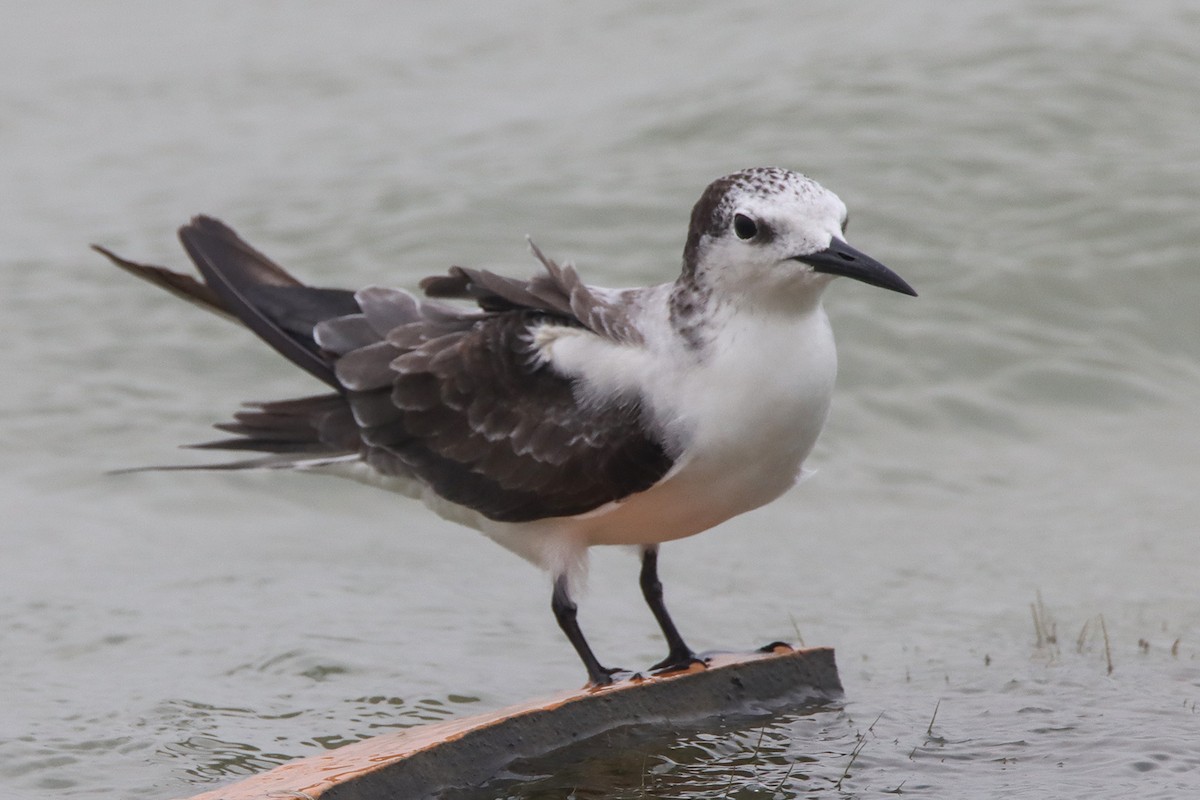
98 217 673 522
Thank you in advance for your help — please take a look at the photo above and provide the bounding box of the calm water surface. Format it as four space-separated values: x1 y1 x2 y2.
2 2 1199 798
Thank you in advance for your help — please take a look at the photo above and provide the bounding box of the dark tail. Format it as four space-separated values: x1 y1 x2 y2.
95 216 360 388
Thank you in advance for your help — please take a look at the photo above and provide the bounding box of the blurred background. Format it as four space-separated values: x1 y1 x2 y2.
2 2 1198 797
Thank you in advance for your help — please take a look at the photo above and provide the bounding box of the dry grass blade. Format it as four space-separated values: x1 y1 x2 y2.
789 613 806 648
1031 590 1057 648
1100 615 1113 675
836 712 884 790
926 699 941 736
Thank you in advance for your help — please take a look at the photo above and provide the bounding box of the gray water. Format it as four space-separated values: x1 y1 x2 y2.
3 2 1199 797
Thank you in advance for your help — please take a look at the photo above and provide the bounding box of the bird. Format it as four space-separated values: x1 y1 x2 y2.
95 167 916 687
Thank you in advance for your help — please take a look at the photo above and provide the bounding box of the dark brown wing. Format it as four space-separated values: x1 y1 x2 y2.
101 218 673 522
331 302 671 522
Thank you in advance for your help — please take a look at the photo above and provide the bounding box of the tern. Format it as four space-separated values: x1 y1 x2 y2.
96 167 915 686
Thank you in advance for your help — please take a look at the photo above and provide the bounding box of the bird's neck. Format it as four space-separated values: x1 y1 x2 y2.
667 272 714 351
667 268 830 354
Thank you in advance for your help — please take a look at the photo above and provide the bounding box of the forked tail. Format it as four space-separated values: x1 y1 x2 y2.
95 216 366 467
94 216 360 387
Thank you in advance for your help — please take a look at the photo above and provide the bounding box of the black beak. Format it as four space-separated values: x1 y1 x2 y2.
796 238 917 297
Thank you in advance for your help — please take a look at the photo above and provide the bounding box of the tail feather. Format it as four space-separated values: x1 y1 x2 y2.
108 453 358 474
92 245 232 319
188 394 360 456
97 217 361 390
98 220 376 472
177 216 357 388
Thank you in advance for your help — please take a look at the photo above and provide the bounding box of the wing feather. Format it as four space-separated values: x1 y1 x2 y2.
102 217 673 523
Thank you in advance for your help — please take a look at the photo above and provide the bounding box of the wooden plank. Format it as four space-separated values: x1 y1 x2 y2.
179 644 841 800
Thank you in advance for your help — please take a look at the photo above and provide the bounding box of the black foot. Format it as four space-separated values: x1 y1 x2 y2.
586 664 625 687
758 641 795 654
649 649 707 674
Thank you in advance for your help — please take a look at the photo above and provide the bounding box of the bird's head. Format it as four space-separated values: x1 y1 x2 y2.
681 167 916 307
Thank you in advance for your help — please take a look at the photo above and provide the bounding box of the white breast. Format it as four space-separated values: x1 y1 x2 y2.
534 300 839 550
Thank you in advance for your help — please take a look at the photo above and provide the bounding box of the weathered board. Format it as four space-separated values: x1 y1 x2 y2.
180 644 841 800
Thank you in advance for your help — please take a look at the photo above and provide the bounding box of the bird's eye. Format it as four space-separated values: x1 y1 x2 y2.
733 213 758 240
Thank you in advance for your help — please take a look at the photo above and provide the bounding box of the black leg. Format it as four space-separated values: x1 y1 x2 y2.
640 546 701 672
551 574 615 686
